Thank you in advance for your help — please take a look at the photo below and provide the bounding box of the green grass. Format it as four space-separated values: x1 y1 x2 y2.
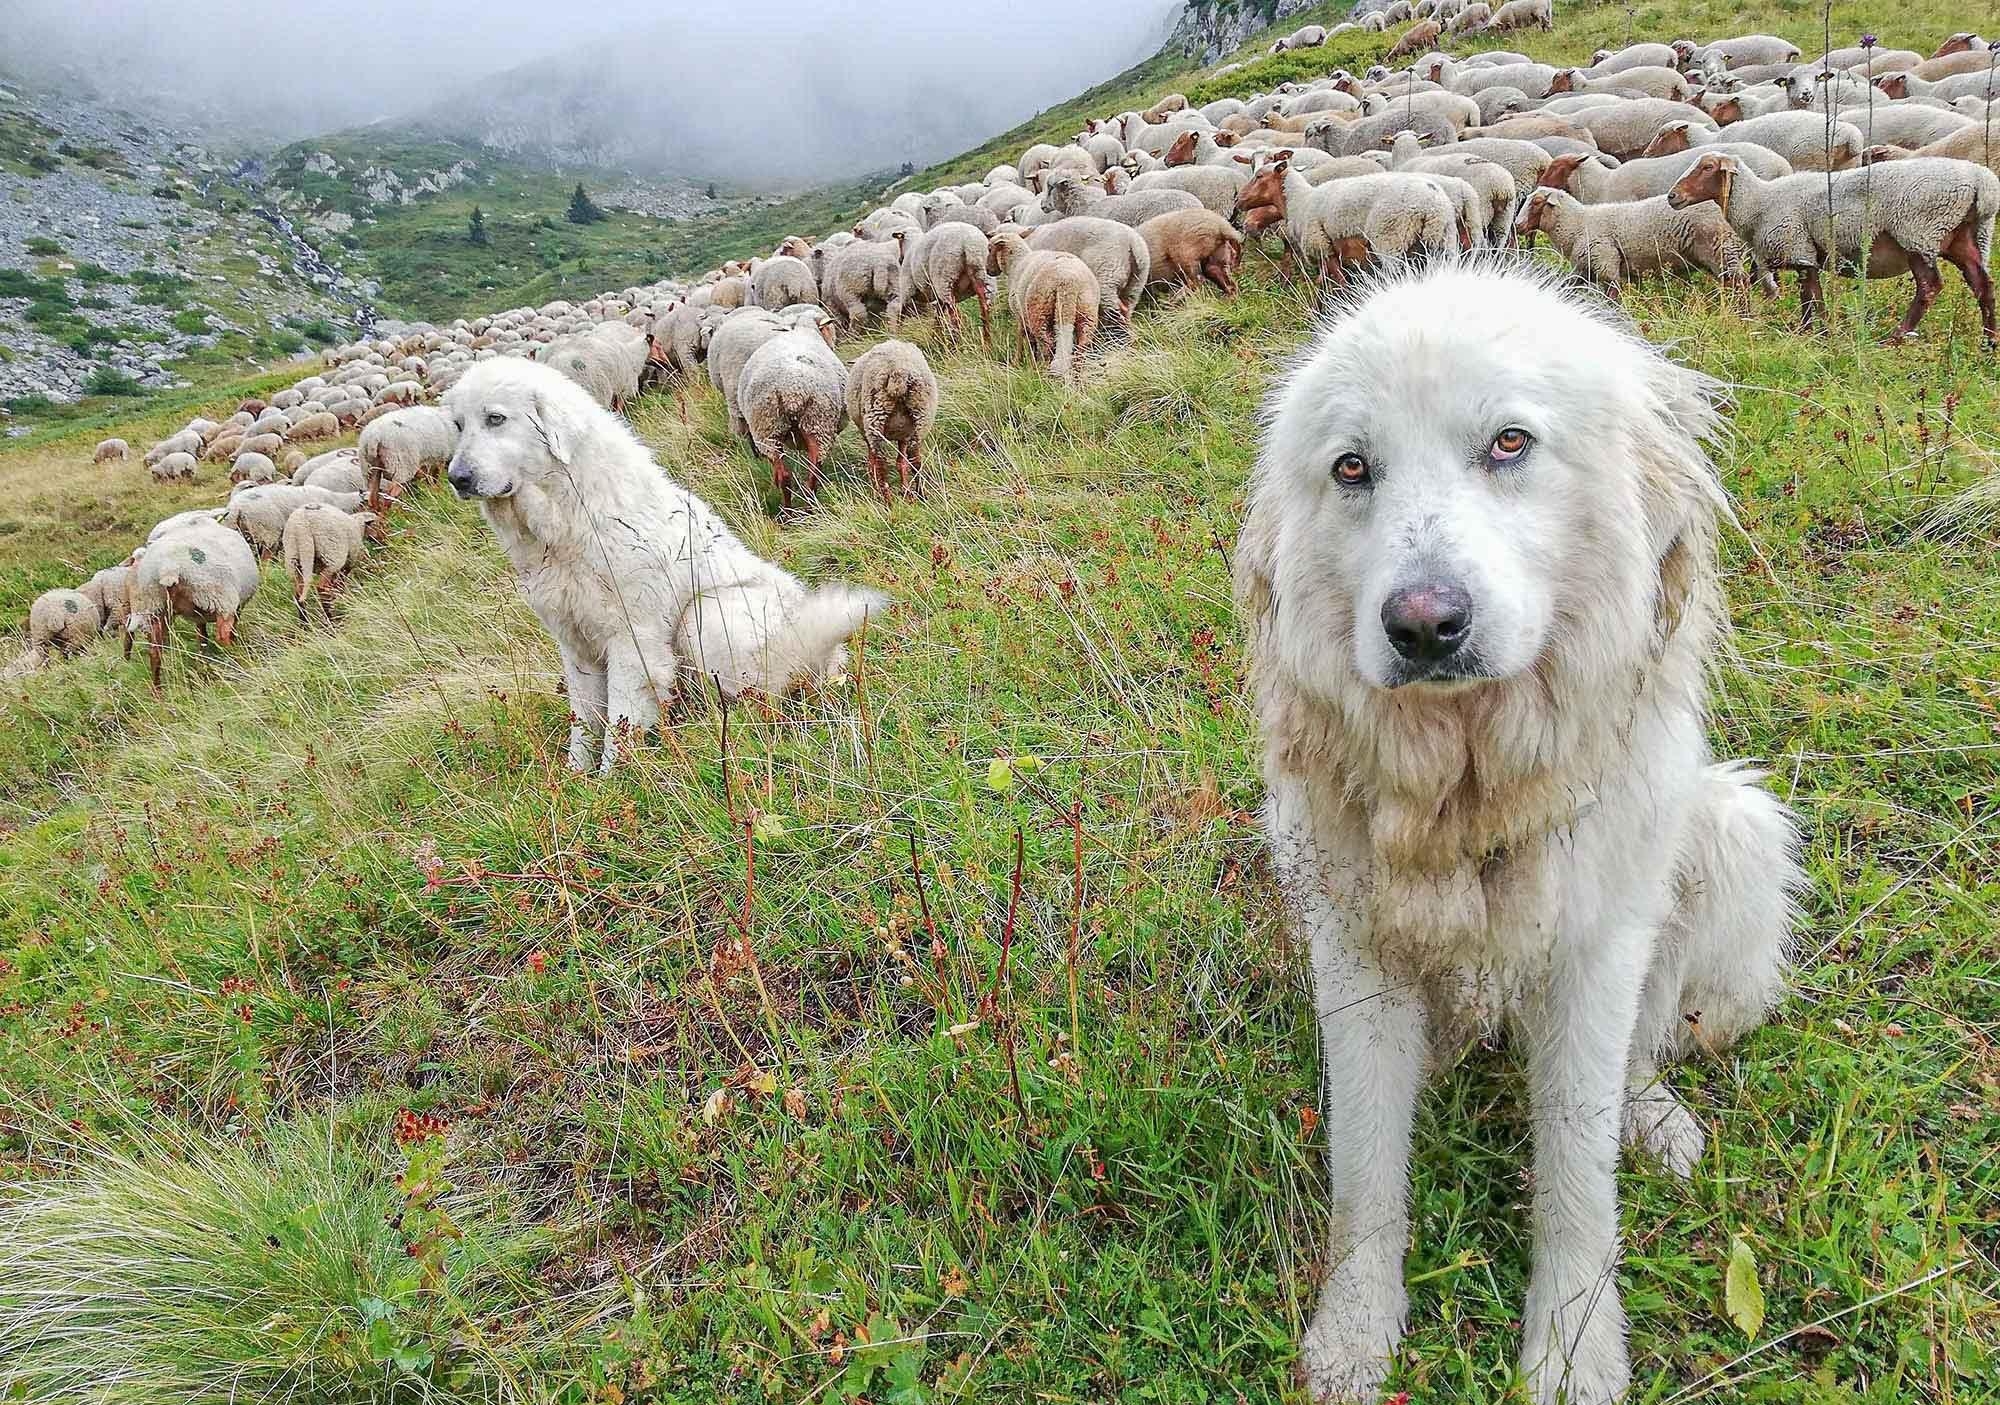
1 2 1998 1402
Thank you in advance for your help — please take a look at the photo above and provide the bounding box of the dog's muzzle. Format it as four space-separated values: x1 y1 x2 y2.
1381 581 1477 684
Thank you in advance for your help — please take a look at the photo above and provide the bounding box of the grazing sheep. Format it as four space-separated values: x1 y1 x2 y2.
1004 248 1100 383
1137 208 1244 295
738 329 850 513
203 434 245 464
1014 217 1150 333
1837 104 1974 150
78 561 135 639
1303 108 1459 158
223 484 367 557
1478 0 1552 31
236 432 285 462
282 502 377 622
1668 152 1998 341
1644 112 1863 172
1674 34 1800 70
1385 142 1520 247
751 255 818 310
1131 163 1251 218
908 221 997 348
148 508 225 543
824 233 910 335
150 451 197 482
287 410 341 441
1863 124 2000 180
1916 49 2000 81
1569 99 1720 159
844 340 939 502
360 405 458 510
535 325 648 411
1234 155 1464 283
1448 4 1491 34
1588 41 1679 74
230 451 279 485
296 449 370 496
1042 172 1203 228
1388 19 1443 60
1515 187 1764 297
27 588 101 662
93 438 128 464
1546 65 1691 101
1538 144 1792 202
130 519 261 687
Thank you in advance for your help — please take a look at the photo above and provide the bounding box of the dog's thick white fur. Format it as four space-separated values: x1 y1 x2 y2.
444 359 884 774
1234 261 1802 1404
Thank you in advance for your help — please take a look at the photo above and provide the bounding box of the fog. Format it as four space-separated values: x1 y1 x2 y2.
7 0 1185 184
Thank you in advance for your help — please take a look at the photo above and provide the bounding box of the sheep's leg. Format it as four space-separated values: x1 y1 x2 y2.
802 433 825 499
897 443 915 498
1891 250 1942 344
316 571 337 624
865 443 891 504
768 452 792 516
1796 267 1825 333
974 282 993 352
147 618 166 690
293 574 311 624
944 298 964 346
1940 218 1998 346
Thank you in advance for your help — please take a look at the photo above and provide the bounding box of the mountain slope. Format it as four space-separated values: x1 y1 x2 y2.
0 1 1996 1401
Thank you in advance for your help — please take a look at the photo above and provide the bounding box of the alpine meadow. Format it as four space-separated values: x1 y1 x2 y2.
0 0 1997 1402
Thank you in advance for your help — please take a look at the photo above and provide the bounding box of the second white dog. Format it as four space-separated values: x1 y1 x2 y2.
444 358 884 774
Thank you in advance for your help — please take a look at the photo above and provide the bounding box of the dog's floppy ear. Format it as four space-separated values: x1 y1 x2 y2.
1632 363 1729 651
527 386 579 466
1232 475 1284 642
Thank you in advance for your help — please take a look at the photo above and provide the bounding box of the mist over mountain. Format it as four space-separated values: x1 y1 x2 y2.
7 0 1184 185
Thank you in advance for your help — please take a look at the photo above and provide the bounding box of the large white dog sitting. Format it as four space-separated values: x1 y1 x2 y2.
444 358 884 774
1234 262 1802 1404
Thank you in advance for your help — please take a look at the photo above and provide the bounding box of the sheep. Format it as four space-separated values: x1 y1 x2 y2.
1003 248 1099 383
145 431 203 464
1588 42 1679 74
1012 217 1149 332
1131 163 1250 217
1136 208 1243 296
150 451 197 482
1863 124 2000 180
906 222 997 349
359 405 458 510
236 432 285 462
287 410 341 441
1932 33 1992 58
230 451 279 485
26 588 101 662
296 449 370 496
824 233 910 335
1784 70 1875 111
1303 109 1458 157
1478 0 1551 31
1644 112 1863 172
751 255 818 309
711 306 835 438
1668 152 1999 342
1568 99 1720 159
709 274 752 309
534 325 648 411
1538 144 1792 202
1697 85 1796 122
1674 35 1800 71
1447 3 1491 34
130 519 261 688
282 502 377 622
1359 87 1482 132
737 329 850 513
1837 105 1974 150
1546 65 1691 101
1875 70 2000 104
1386 144 1520 246
1042 172 1202 228
78 560 135 641
1514 187 1764 297
844 340 939 503
147 508 225 543
1388 19 1443 60
222 484 367 557
1917 49 2000 81
93 438 128 464
1235 155 1463 282
1438 135 1557 201
924 198 1002 237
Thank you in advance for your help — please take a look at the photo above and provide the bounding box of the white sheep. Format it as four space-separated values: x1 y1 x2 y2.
1644 112 1864 172
129 519 261 687
93 438 128 464
905 222 997 348
26 588 101 663
737 329 850 513
1515 187 1765 298
751 255 819 310
360 406 458 509
150 451 197 482
223 484 367 557
282 502 378 622
1668 152 1998 341
1007 217 1149 333
844 339 939 502
230 451 279 485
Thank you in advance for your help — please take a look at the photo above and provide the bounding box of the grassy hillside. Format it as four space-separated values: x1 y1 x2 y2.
2 1 1998 1401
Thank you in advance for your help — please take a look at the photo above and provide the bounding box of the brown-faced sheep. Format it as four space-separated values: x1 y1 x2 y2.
1137 209 1243 296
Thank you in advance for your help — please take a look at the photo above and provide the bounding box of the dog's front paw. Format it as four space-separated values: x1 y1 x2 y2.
1521 1288 1629 1405
1297 1286 1404 1402
1624 1084 1705 1178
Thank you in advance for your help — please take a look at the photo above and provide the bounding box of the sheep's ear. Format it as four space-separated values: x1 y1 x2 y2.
528 389 577 465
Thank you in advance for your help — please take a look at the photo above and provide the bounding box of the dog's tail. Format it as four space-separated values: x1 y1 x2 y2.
759 582 890 693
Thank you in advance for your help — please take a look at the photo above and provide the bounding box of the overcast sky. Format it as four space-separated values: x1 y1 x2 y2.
6 0 1184 179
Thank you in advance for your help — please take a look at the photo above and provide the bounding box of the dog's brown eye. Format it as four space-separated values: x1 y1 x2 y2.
1332 453 1370 486
1490 428 1531 462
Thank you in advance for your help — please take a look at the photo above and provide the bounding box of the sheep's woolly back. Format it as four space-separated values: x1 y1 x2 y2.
28 589 101 656
133 523 260 626
845 340 939 452
739 331 849 458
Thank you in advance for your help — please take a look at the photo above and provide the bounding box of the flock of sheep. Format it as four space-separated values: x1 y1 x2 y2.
16 11 2000 690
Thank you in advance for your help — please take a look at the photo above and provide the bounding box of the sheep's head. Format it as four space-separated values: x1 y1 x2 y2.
1165 130 1199 166
1641 121 1697 158
1873 73 1910 99
1513 188 1557 239
1234 155 1291 220
1706 96 1743 124
1537 152 1589 190
1932 32 1982 57
1591 48 1613 64
1666 152 1735 211
1544 69 1577 94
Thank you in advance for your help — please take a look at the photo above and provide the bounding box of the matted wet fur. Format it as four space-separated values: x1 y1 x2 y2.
1233 258 1802 1404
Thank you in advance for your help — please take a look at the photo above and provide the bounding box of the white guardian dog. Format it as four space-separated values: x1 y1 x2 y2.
1234 262 1802 1404
444 358 884 774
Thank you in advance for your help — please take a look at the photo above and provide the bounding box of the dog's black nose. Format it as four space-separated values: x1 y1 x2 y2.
447 464 475 494
1382 583 1473 663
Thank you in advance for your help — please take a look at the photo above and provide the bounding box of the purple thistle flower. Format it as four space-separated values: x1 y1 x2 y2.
1860 33 1877 47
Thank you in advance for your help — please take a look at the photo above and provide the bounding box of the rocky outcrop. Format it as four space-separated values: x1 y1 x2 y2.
1172 0 1320 66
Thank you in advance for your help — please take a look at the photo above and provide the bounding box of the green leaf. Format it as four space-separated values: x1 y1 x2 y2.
752 812 785 842
1725 1236 1765 1341
985 758 1014 792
